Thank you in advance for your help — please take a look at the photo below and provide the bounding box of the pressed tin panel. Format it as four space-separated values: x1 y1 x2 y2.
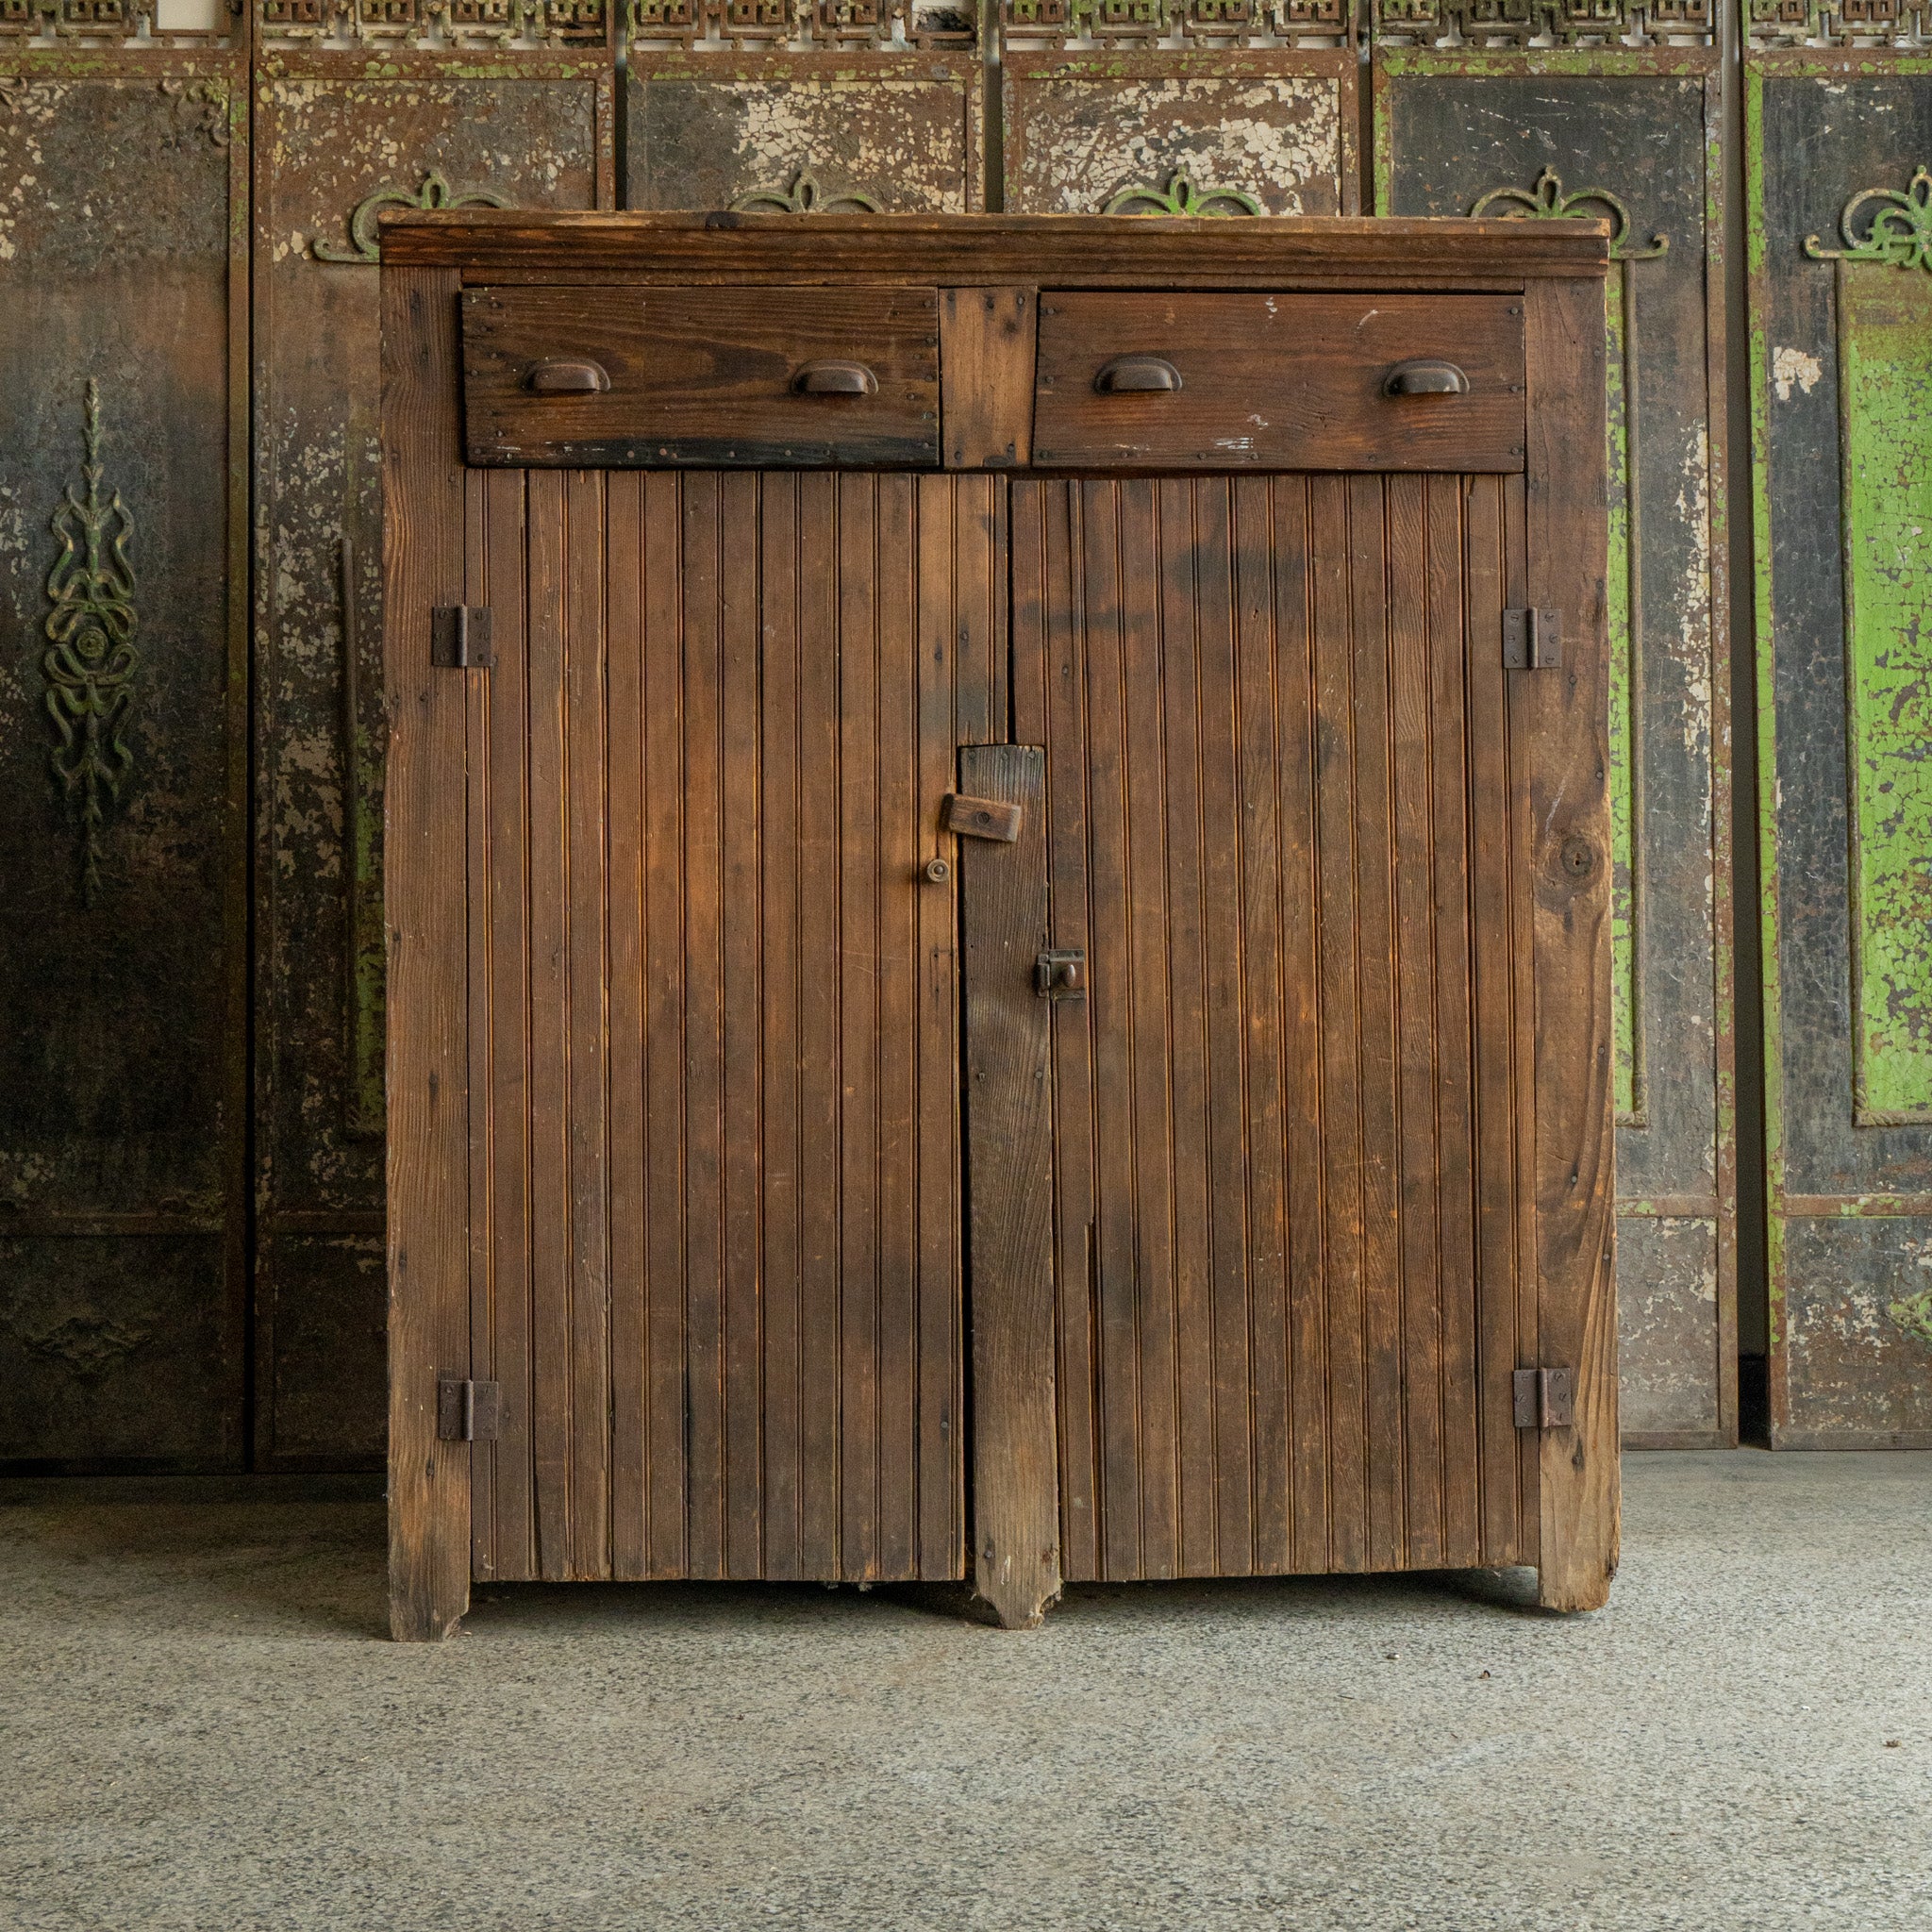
253 43 613 1468
1746 49 1932 1445
999 0 1355 218
1374 32 1734 1446
0 61 247 1468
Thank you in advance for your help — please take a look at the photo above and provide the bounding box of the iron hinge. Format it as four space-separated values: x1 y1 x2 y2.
437 1376 502 1442
1513 1366 1576 1430
431 606 494 670
1503 608 1561 670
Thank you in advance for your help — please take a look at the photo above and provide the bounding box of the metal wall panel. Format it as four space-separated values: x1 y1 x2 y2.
1374 17 1736 1446
0 34 248 1470
1745 29 1932 1447
1000 2 1356 216
626 2 983 212
253 13 614 1468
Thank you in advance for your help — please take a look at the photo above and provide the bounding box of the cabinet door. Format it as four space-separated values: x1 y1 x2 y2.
461 469 1002 1583
1012 475 1547 1582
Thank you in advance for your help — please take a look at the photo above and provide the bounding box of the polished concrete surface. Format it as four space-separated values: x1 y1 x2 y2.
3 1451 1927 1931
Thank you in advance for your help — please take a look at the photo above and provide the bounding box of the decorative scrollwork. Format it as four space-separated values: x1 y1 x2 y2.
730 167 882 214
1000 0 1349 43
627 0 972 46
1104 172 1263 218
257 0 608 44
1470 167 1667 263
158 80 232 150
1374 0 1710 44
1747 0 1932 45
312 170 509 265
20 1309 148 1378
43 380 138 908
1807 171 1932 275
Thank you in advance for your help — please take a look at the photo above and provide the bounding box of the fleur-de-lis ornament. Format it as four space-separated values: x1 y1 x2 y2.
1470 166 1667 262
43 379 139 907
730 167 882 214
1807 169 1932 274
312 170 509 264
1105 172 1262 218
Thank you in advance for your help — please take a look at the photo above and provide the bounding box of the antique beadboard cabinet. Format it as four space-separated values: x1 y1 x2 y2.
381 211 1615 1639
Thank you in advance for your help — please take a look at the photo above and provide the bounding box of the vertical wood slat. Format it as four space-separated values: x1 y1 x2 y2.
471 471 980 1585
464 472 494 1584
960 744 1061 1629
565 469 610 1580
641 470 689 1579
607 471 646 1581
384 266 472 1641
477 467 535 1583
1526 277 1619 1608
524 470 573 1582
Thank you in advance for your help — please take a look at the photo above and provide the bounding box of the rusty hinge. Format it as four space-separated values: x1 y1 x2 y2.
1502 608 1561 670
437 1376 502 1442
942 792 1024 841
431 606 494 670
1036 948 1085 998
1512 1366 1576 1429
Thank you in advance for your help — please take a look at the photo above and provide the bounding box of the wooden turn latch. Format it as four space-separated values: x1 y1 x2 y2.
942 792 1024 841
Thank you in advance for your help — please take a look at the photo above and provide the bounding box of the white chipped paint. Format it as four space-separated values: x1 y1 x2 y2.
1772 346 1823 401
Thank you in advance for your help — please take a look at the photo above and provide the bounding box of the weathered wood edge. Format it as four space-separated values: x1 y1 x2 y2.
1526 275 1620 1611
378 209 1609 282
959 744 1062 1631
383 264 474 1642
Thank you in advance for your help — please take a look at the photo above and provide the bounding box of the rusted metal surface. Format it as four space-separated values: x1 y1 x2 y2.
1001 3 1357 218
252 38 614 1469
1374 31 1736 1448
0 55 248 1469
1747 47 1932 1447
627 2 982 212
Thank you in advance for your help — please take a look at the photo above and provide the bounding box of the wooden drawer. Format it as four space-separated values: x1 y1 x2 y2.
1031 292 1526 471
461 285 941 468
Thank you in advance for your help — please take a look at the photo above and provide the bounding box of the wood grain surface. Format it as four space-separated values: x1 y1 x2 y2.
1012 474 1541 1581
462 284 940 468
1032 293 1525 473
464 472 1001 1583
959 744 1061 1629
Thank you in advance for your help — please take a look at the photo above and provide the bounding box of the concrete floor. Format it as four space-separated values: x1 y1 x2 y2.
2 1453 1927 1932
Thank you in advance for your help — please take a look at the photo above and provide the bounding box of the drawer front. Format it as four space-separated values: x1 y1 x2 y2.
462 285 941 468
1032 292 1526 472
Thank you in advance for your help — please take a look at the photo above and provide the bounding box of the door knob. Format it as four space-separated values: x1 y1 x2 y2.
1094 356 1182 393
525 358 610 394
1382 359 1470 396
794 360 877 395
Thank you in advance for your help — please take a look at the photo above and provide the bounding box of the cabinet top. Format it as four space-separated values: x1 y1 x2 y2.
379 210 1609 287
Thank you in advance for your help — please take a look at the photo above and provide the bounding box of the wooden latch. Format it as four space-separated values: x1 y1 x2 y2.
438 1376 502 1442
1503 608 1561 670
1513 1366 1575 1429
942 792 1024 841
431 606 494 671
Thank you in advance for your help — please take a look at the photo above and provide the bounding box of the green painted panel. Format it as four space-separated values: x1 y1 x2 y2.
1839 265 1932 1124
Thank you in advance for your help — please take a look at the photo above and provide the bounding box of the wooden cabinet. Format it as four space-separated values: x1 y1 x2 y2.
383 213 1615 1640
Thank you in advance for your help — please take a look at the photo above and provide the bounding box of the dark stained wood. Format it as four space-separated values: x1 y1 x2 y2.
383 209 1612 285
454 470 992 1586
462 284 941 468
941 286 1037 470
1525 276 1619 1610
959 743 1061 1630
1019 473 1541 1583
1032 293 1525 474
387 215 1611 1625
383 264 472 1641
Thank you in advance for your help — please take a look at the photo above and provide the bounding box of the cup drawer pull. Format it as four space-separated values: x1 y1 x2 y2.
1094 355 1183 394
794 360 878 395
525 358 611 394
1382 359 1470 396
